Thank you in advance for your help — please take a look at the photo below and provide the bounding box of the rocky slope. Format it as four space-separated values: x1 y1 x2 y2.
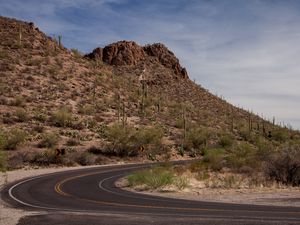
0 16 298 170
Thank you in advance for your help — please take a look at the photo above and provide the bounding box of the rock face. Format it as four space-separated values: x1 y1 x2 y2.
143 43 188 79
85 47 103 61
86 41 188 79
103 41 145 66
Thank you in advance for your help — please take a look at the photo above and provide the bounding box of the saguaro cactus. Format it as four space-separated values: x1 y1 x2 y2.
58 35 62 48
19 25 22 47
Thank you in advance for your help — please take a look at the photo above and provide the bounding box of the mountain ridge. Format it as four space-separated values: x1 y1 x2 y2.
0 15 298 170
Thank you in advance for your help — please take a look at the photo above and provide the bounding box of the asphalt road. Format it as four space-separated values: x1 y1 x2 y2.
1 161 300 225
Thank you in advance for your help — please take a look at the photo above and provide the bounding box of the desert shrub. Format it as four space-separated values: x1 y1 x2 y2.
218 134 234 148
105 123 137 156
134 126 164 153
127 167 174 190
0 150 6 171
51 108 73 127
10 96 25 107
32 150 58 165
78 104 95 115
105 124 164 157
38 132 59 148
202 148 226 171
4 129 26 150
265 147 300 186
185 128 210 153
32 125 44 133
66 138 80 146
0 50 8 59
14 108 28 122
272 129 290 142
255 137 274 161
174 176 189 190
226 142 258 170
0 130 6 150
71 48 82 58
33 110 47 122
174 118 184 129
87 146 103 155
75 151 96 165
189 160 204 173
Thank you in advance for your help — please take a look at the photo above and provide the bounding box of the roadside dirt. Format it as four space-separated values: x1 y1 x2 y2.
117 178 300 207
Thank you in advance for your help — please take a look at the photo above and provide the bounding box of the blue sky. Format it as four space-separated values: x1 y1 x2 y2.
1 0 300 129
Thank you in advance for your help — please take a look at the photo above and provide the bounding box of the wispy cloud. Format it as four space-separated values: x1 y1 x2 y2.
1 0 299 129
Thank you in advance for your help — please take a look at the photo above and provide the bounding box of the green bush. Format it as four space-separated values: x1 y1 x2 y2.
0 149 7 172
105 123 136 156
272 129 290 142
185 128 210 153
134 126 163 152
4 129 26 150
105 124 164 157
255 137 274 161
78 104 95 115
14 108 28 122
219 134 234 148
38 132 59 148
202 148 226 171
51 108 73 127
29 150 58 166
226 142 258 170
127 167 174 190
174 176 189 190
66 138 80 146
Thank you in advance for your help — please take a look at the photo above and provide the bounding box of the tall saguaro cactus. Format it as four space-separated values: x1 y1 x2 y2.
19 25 22 47
121 101 127 128
58 35 62 48
181 104 187 152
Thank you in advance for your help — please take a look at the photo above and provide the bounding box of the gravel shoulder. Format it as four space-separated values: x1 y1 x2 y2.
117 178 300 207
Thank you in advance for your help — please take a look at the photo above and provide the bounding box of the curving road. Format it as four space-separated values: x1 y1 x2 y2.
1 161 300 225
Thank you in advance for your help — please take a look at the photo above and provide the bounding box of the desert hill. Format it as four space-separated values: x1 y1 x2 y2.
0 16 298 171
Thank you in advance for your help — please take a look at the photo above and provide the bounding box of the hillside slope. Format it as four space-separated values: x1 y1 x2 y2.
0 16 298 170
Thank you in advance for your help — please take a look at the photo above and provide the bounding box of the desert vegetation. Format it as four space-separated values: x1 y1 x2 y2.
0 16 299 182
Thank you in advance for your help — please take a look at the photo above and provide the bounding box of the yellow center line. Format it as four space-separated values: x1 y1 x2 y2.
54 170 300 214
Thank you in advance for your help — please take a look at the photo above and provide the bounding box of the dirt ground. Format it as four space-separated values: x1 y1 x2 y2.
118 177 300 207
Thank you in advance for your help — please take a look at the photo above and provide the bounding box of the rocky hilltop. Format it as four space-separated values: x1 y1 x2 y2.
0 16 297 170
86 41 188 79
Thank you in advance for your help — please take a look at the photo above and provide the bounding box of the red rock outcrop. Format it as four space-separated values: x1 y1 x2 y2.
102 41 145 66
86 41 188 79
143 43 188 79
85 47 103 61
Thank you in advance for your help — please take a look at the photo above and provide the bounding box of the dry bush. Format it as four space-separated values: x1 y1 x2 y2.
14 108 28 122
38 132 59 148
226 142 259 171
0 150 7 171
265 147 300 186
105 124 164 157
218 134 234 148
184 128 211 154
3 129 26 150
10 96 25 107
74 151 96 165
51 108 73 127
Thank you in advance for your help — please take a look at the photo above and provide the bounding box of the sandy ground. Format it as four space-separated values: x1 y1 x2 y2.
118 178 300 207
0 162 129 225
